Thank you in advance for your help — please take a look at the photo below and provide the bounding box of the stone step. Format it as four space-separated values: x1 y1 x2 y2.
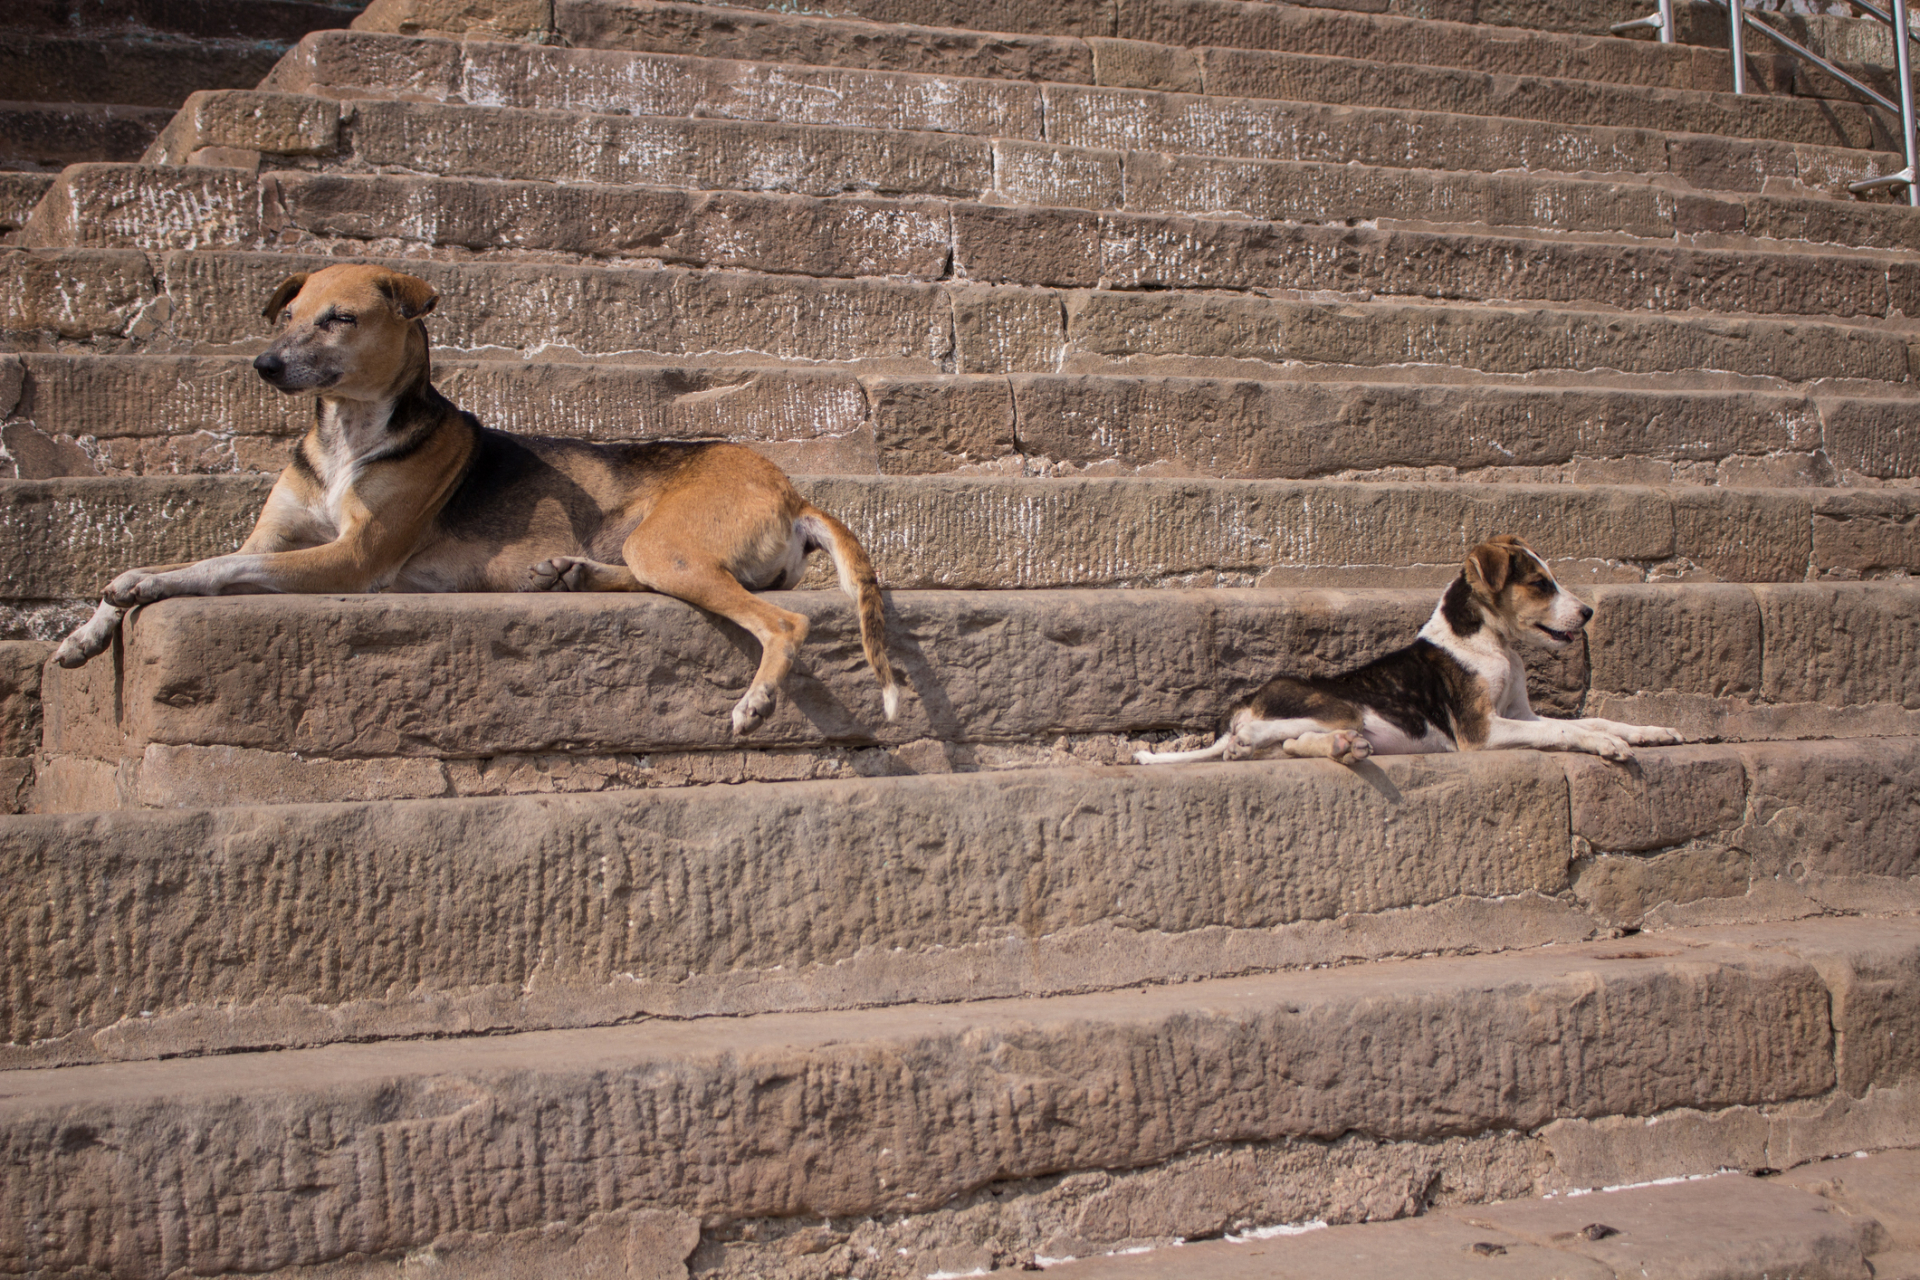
32 170 1920 332
554 0 1757 95
48 138 1920 262
151 83 1902 201
13 351 1914 488
33 584 1920 808
2 474 1913 616
0 32 290 111
10 0 367 43
1038 1162 1904 1280
0 915 1912 1275
265 29 1887 152
32 161 1920 287
0 173 54 237
10 250 1917 387
0 100 171 170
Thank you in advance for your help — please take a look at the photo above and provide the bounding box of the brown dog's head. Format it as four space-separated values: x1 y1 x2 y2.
252 264 438 399
1459 534 1594 647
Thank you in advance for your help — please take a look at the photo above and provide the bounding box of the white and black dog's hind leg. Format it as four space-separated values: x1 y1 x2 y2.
1136 679 1373 765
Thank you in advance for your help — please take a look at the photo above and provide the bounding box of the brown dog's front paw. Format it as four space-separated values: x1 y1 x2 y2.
527 558 580 591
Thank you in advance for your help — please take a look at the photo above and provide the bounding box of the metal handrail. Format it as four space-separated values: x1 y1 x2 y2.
1611 0 1920 205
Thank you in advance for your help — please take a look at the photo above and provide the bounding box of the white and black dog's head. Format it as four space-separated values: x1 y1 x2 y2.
1441 534 1593 648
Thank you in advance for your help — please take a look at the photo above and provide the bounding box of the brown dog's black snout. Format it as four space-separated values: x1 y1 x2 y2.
253 350 286 382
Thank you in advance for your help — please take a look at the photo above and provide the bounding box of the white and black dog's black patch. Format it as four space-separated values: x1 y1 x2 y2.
1136 535 1683 767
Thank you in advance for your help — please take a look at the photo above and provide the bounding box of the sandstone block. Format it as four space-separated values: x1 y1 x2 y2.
1672 487 1813 583
349 99 995 200
1563 744 1748 853
1812 490 1920 577
1755 583 1920 708
993 139 1126 209
0 249 155 342
0 930 1842 1276
352 0 552 38
1733 737 1920 881
1584 584 1761 698
1823 396 1920 479
0 752 1572 1048
552 0 1097 83
0 476 270 600
1574 845 1755 926
145 90 339 164
0 643 50 758
866 375 1015 473
20 164 266 252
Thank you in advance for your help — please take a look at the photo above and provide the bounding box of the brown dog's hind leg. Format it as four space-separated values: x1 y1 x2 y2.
620 525 809 737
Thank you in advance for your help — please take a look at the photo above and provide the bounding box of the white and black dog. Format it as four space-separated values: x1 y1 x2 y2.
1135 535 1683 767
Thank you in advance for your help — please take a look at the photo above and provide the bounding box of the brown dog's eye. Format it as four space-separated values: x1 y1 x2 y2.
318 311 357 329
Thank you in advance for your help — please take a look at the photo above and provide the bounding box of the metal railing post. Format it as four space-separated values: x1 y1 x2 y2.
1729 0 1748 93
1895 0 1919 205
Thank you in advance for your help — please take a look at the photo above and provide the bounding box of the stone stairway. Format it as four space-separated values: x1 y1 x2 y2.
3 0 1920 1275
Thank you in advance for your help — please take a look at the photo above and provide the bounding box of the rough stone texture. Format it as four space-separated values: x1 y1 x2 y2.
1733 737 1920 882
1563 745 1748 854
1 752 1572 1052
0 642 50 759
142 89 340 164
0 927 1848 1277
33 587 1919 771
1040 1173 1884 1279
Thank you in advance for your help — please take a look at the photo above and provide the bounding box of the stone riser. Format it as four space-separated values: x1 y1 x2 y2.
14 352 1918 487
0 101 170 170
552 0 1757 95
10 250 1918 387
34 583 1920 765
6 743 1918 1066
4 473 1917 606
1 916 1911 1279
27 166 1920 320
0 32 290 111
153 83 1901 201
263 29 1884 151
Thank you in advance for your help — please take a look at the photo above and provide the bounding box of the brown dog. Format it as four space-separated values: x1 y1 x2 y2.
54 263 902 735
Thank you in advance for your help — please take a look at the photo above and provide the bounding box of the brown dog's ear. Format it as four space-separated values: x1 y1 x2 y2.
262 273 310 322
1464 540 1514 596
378 273 438 320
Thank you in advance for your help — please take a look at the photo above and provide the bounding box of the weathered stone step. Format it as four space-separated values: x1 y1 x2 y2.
34 584 1920 809
11 740 1920 1062
0 32 290 111
48 138 1920 262
0 174 54 237
4 474 1913 613
265 29 1885 152
0 100 171 170
10 249 1917 386
0 915 1911 1277
31 169 1920 329
634 0 1658 44
14 351 1913 488
151 83 1901 201
11 0 367 42
1039 1164 1898 1280
33 161 1920 292
554 0 1755 95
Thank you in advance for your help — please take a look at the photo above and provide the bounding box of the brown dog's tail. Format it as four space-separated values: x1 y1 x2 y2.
798 506 901 720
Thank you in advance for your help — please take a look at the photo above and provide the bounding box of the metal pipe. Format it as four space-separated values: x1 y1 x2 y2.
1729 0 1748 93
1893 0 1918 205
1608 0 1674 42
1740 8 1900 113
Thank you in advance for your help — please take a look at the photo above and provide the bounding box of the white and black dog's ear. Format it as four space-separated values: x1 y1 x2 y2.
1464 538 1518 596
